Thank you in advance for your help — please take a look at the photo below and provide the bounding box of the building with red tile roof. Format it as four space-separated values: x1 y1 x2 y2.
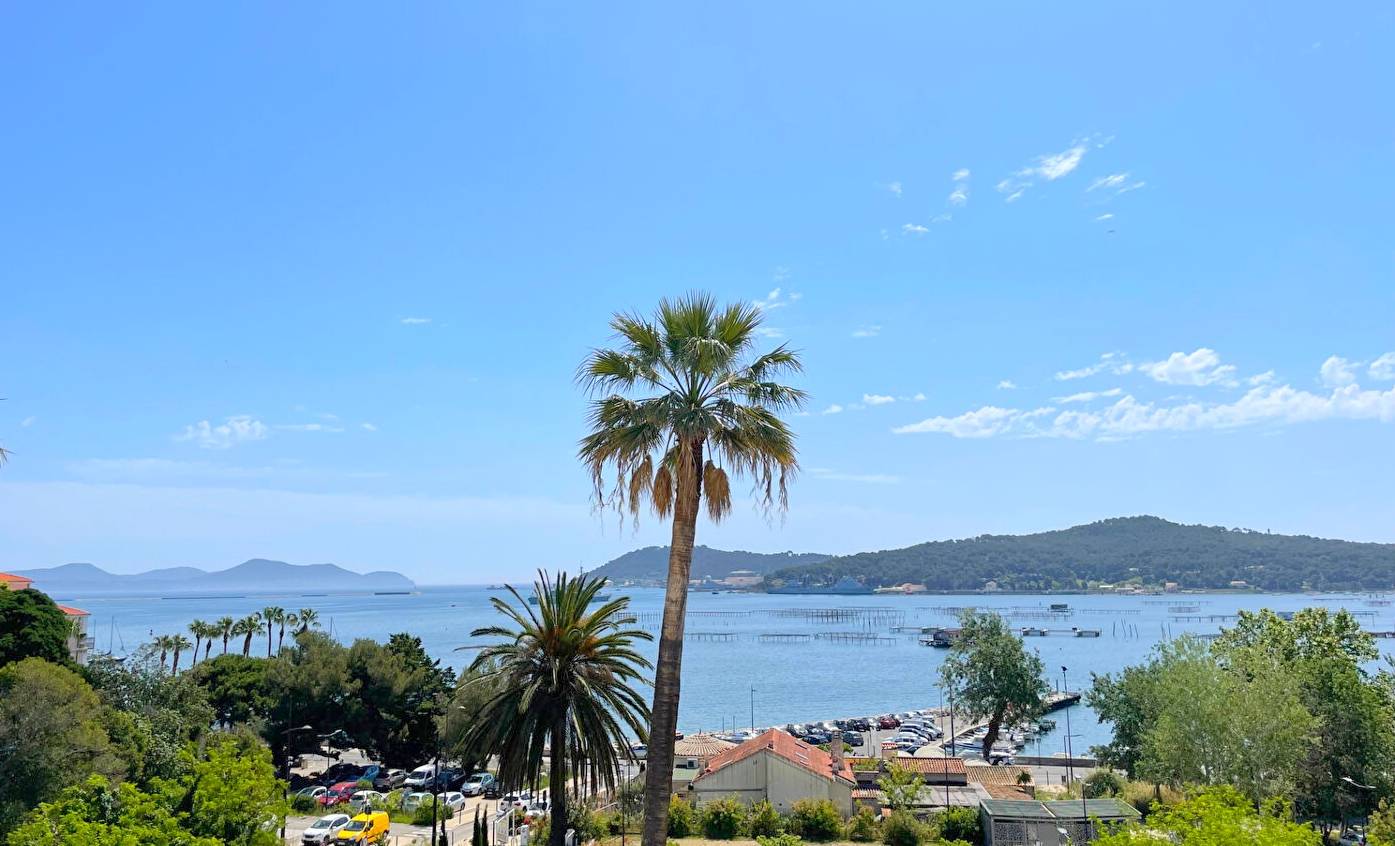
2 572 92 664
0 572 34 592
690 729 855 814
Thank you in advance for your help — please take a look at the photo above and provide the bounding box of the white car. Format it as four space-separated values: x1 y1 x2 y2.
402 791 433 812
348 790 385 812
1338 831 1367 846
442 791 466 812
294 785 327 803
404 763 439 788
301 813 351 844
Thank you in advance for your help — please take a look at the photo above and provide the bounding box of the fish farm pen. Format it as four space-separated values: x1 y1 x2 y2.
769 607 906 625
758 633 813 643
686 632 740 642
813 632 897 644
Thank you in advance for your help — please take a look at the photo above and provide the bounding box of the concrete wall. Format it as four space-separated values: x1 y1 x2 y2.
691 750 853 816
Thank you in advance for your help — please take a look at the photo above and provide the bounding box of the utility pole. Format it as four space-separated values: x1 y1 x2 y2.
1062 666 1085 838
750 686 755 732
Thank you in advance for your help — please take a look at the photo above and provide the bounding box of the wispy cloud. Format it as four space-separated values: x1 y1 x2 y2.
177 415 269 450
1369 352 1395 381
276 423 346 433
756 327 785 339
851 325 882 338
1054 387 1123 404
947 168 970 206
400 317 432 325
773 266 791 282
1055 352 1133 381
1094 213 1115 222
753 287 799 311
898 392 927 402
1139 348 1236 387
863 394 896 406
884 181 903 197
902 223 929 236
20 416 36 428
1087 173 1129 192
1320 355 1359 388
895 379 1395 441
361 422 379 432
998 136 1105 202
997 380 1017 390
821 404 845 415
808 467 900 484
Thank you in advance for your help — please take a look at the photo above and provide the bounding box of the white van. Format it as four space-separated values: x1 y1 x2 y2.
404 763 439 788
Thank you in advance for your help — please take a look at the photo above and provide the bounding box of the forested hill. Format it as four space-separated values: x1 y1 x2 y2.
768 517 1395 592
593 545 830 581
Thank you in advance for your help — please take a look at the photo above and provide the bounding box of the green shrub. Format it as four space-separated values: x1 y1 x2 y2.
667 796 696 838
847 807 881 842
789 799 843 842
413 800 449 826
290 794 318 813
1083 770 1125 799
756 834 803 846
749 800 784 837
530 814 551 846
931 807 981 845
1120 781 1182 816
881 811 925 846
700 797 748 839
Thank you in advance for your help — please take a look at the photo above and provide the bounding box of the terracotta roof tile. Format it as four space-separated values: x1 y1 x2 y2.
699 729 854 783
674 734 736 758
57 605 89 616
965 765 1032 785
894 757 967 775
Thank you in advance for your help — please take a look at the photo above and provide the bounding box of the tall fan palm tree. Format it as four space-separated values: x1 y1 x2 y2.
169 634 191 673
460 572 652 846
155 634 173 673
296 608 319 634
216 616 235 654
279 613 297 651
234 614 262 657
578 293 803 846
188 620 209 667
262 606 284 656
198 621 217 663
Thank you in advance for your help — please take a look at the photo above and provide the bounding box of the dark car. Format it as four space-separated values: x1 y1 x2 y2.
843 731 865 747
319 764 364 786
833 719 851 730
427 768 465 791
850 718 871 732
372 769 407 791
877 715 900 730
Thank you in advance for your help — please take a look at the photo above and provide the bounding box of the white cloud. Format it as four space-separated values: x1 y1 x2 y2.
948 186 968 206
930 213 952 224
756 327 785 339
1087 173 1129 192
20 416 36 428
400 317 432 325
821 404 844 415
1054 387 1123 404
177 415 269 450
902 223 929 235
276 423 346 433
1370 353 1395 381
808 467 900 484
753 287 801 311
1054 352 1133 381
952 168 970 181
1034 144 1089 180
1094 213 1115 222
1248 371 1276 386
894 379 1395 441
997 380 1017 390
1003 189 1025 203
361 422 379 432
851 325 882 338
897 392 927 402
998 136 1105 202
885 181 903 197
1117 181 1147 194
863 394 896 406
773 266 791 282
1138 348 1237 387
1320 355 1359 388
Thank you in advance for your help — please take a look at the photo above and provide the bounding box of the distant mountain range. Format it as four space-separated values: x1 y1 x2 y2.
592 545 831 581
769 516 1395 592
14 559 416 597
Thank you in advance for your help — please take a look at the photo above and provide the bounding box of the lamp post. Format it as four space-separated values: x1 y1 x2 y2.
279 725 315 840
750 686 755 733
1342 776 1375 841
1061 667 1086 839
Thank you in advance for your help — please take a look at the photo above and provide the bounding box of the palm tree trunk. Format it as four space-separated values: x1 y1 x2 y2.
549 718 567 846
222 634 229 655
640 439 703 846
278 624 286 652
243 633 253 657
172 647 183 674
192 635 202 666
204 641 213 662
267 626 273 657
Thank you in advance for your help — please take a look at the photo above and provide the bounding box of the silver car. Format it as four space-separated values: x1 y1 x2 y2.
301 813 350 844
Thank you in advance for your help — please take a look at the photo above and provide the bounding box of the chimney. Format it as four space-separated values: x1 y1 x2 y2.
830 730 845 774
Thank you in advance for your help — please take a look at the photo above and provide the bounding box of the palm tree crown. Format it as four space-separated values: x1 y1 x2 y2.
460 572 652 846
578 292 804 522
216 616 235 654
262 606 284 656
296 608 320 634
234 614 262 657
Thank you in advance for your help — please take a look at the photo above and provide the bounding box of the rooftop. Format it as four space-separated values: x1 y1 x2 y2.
964 764 1031 785
0 572 34 589
980 798 1141 822
57 605 90 617
675 733 736 759
699 729 854 784
895 757 967 776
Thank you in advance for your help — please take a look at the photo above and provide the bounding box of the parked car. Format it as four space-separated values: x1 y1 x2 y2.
849 718 871 731
319 763 364 786
401 791 432 812
372 768 406 791
427 767 465 791
335 811 390 843
503 792 535 810
294 785 328 804
843 731 865 747
1336 831 1366 846
877 715 900 729
301 813 351 845
320 782 359 806
441 791 467 812
627 743 647 760
348 790 385 812
460 772 496 796
404 763 439 788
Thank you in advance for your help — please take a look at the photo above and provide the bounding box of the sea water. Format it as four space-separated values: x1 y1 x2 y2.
62 586 1395 755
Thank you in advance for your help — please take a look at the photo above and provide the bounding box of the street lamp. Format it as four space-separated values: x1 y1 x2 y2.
1342 776 1375 841
1061 667 1086 838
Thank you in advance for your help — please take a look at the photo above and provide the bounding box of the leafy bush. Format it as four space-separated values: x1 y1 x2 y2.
881 811 925 846
413 800 450 826
1083 769 1125 798
756 835 803 846
701 797 748 839
789 799 843 842
667 796 696 837
1120 781 1182 815
749 799 784 837
290 794 318 813
847 807 881 842
530 814 551 846
930 806 981 844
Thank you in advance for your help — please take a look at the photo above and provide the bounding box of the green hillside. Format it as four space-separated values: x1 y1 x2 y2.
593 545 830 581
768 516 1395 592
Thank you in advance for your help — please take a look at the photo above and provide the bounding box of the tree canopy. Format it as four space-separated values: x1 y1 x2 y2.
1092 787 1320 846
0 588 73 668
938 610 1048 760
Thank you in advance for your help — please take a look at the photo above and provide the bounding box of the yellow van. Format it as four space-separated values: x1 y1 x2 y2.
336 811 390 843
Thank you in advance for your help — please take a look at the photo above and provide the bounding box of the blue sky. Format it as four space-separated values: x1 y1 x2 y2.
3 3 1394 581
